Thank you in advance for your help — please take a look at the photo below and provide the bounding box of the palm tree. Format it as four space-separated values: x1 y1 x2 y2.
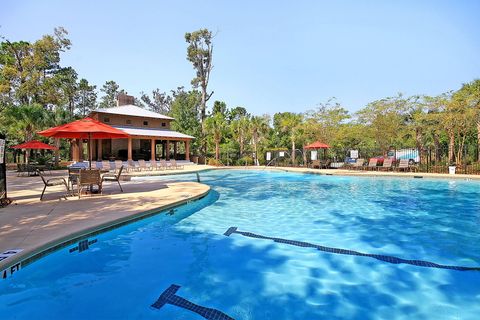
279 113 303 165
231 116 250 157
249 116 269 166
5 104 49 163
205 112 227 161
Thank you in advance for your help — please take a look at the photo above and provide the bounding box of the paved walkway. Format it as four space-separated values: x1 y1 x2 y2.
228 166 480 180
0 169 210 272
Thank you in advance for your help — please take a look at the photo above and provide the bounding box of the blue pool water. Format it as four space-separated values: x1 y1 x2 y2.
1 170 479 319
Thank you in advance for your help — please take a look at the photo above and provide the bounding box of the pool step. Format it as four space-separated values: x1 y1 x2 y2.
224 227 480 272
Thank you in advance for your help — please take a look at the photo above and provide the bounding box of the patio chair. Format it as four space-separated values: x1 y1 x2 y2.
310 160 321 169
78 169 102 199
320 159 331 169
17 164 27 177
101 165 124 192
138 159 150 171
378 158 393 171
68 167 81 193
38 170 69 201
364 158 378 170
170 159 184 170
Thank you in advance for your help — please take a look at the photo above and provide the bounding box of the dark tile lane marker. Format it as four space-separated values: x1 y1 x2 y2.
224 227 480 272
152 284 234 320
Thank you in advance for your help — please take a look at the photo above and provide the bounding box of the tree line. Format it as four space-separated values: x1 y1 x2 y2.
1 27 479 165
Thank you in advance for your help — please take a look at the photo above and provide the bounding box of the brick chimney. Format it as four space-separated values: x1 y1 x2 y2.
117 93 135 106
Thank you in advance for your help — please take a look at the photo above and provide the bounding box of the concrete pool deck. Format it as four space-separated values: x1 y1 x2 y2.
0 167 211 273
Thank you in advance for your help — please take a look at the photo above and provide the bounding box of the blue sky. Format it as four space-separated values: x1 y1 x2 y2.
2 0 479 115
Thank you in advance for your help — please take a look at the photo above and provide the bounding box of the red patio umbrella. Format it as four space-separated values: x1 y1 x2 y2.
304 141 330 161
12 140 58 150
38 117 129 169
12 140 58 164
303 141 330 149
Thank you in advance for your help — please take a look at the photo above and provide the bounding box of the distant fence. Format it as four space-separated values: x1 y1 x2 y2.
205 145 480 175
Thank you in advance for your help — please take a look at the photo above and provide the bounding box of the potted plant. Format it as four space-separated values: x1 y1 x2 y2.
448 162 456 175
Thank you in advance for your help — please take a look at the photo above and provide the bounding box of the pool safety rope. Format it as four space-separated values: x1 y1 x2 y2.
152 284 234 320
224 227 480 272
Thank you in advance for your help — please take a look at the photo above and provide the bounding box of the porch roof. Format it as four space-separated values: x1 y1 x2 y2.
112 126 195 140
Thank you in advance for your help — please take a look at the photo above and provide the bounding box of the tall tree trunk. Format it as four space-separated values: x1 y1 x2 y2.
477 121 480 161
201 87 207 156
433 133 441 162
448 132 455 164
215 140 219 161
291 140 296 166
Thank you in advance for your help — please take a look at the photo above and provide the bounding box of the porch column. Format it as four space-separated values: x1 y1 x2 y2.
128 137 133 161
78 139 84 161
173 142 177 160
97 139 103 160
151 138 156 161
185 140 190 161
166 140 170 160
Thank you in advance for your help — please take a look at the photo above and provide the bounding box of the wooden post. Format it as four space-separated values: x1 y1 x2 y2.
185 140 190 161
97 139 103 160
166 140 170 160
72 139 79 162
151 138 155 161
173 142 177 160
128 137 133 161
78 139 84 161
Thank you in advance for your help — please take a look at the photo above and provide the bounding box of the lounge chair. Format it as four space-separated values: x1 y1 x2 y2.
102 160 111 172
78 169 102 198
160 159 170 170
378 158 393 171
170 159 184 170
150 159 161 170
397 159 417 172
127 160 138 172
350 158 365 170
102 165 124 192
115 160 123 172
364 158 378 170
138 159 150 171
39 170 69 201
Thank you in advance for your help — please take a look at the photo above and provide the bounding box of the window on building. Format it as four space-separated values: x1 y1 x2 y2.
126 119 132 125
104 117 110 123
143 121 148 126
161 122 166 127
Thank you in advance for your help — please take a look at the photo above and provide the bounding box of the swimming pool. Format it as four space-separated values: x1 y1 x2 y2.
1 170 479 319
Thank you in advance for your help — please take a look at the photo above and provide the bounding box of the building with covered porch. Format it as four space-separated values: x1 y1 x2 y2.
71 97 194 163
